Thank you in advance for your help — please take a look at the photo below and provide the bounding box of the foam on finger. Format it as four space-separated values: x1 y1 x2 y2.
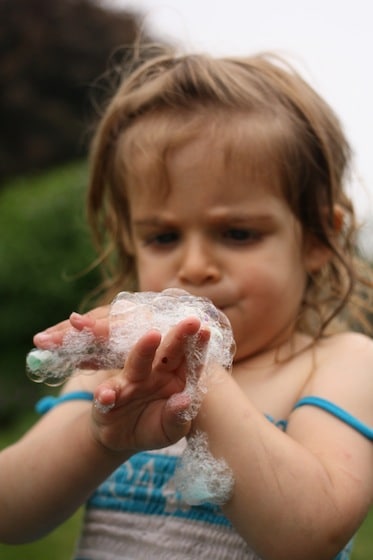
26 288 235 389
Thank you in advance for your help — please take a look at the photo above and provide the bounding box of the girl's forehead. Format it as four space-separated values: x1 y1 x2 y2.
121 110 286 199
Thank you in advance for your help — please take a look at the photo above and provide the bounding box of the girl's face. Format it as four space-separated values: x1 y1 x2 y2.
126 135 327 362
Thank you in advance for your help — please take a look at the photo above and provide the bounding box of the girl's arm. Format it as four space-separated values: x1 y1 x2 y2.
0 399 123 543
0 317 209 544
193 333 373 560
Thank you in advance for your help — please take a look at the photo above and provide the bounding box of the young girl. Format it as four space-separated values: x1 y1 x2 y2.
2 49 373 560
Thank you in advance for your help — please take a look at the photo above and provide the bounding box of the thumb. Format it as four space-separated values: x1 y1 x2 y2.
162 393 192 443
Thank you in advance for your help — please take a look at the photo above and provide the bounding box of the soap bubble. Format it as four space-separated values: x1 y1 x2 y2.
26 289 235 394
26 329 99 387
27 290 237 501
175 431 235 505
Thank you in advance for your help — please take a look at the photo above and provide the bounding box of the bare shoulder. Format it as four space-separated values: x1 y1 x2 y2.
302 331 373 424
316 331 373 372
319 329 373 350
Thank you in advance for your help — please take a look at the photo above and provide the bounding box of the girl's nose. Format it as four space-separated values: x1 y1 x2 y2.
177 238 221 286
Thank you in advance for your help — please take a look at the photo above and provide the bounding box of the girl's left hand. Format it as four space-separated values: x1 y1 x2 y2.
33 306 110 353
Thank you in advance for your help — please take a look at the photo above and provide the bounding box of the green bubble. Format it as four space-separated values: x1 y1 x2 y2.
26 349 53 372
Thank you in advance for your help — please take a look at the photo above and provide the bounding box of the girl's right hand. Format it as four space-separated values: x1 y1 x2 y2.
91 317 211 452
33 307 212 451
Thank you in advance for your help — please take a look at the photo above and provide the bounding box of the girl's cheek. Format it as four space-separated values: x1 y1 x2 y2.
137 272 163 292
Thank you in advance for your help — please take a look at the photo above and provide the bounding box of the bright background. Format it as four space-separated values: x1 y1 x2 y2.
106 0 373 247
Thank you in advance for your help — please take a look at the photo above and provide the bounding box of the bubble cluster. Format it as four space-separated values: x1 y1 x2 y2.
27 289 236 503
26 289 235 394
175 431 235 506
26 329 101 387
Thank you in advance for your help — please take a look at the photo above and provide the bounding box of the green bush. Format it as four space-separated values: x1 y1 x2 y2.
0 161 100 420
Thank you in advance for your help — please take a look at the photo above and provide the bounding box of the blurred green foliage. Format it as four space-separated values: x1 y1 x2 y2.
0 161 100 421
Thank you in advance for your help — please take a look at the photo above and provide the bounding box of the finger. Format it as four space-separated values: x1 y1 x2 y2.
84 305 110 320
33 306 110 348
124 330 162 383
93 384 117 415
33 317 92 349
189 325 211 366
33 320 71 348
70 312 110 340
69 312 95 331
153 317 202 371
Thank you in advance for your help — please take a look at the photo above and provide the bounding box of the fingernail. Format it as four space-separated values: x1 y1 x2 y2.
70 311 94 328
34 332 53 343
70 312 84 321
70 312 86 328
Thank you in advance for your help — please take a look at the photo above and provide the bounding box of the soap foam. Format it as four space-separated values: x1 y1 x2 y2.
26 288 235 396
174 431 235 506
27 289 236 504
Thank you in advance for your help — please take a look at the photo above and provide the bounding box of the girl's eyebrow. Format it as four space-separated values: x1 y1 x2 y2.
132 212 279 227
211 213 277 223
206 206 281 222
132 217 176 227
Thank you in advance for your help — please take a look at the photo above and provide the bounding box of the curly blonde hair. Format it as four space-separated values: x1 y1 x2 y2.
85 47 373 337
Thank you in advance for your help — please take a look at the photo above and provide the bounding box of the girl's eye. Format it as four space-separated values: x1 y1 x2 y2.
147 231 180 246
223 229 261 243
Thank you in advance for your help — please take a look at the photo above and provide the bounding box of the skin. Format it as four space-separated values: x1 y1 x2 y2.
2 133 373 559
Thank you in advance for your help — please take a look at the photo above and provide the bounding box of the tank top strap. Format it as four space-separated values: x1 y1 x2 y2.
294 396 373 441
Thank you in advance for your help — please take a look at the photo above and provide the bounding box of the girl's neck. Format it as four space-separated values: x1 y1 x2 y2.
234 331 313 372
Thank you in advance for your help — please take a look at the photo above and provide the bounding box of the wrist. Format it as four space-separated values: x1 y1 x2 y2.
192 365 233 432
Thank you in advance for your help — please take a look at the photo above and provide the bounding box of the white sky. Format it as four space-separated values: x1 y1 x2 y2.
105 0 373 226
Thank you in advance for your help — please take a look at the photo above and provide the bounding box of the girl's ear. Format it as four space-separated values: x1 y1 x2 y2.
333 204 344 234
304 205 344 272
304 236 331 273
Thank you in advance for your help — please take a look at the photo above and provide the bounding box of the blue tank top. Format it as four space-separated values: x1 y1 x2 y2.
37 392 371 559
